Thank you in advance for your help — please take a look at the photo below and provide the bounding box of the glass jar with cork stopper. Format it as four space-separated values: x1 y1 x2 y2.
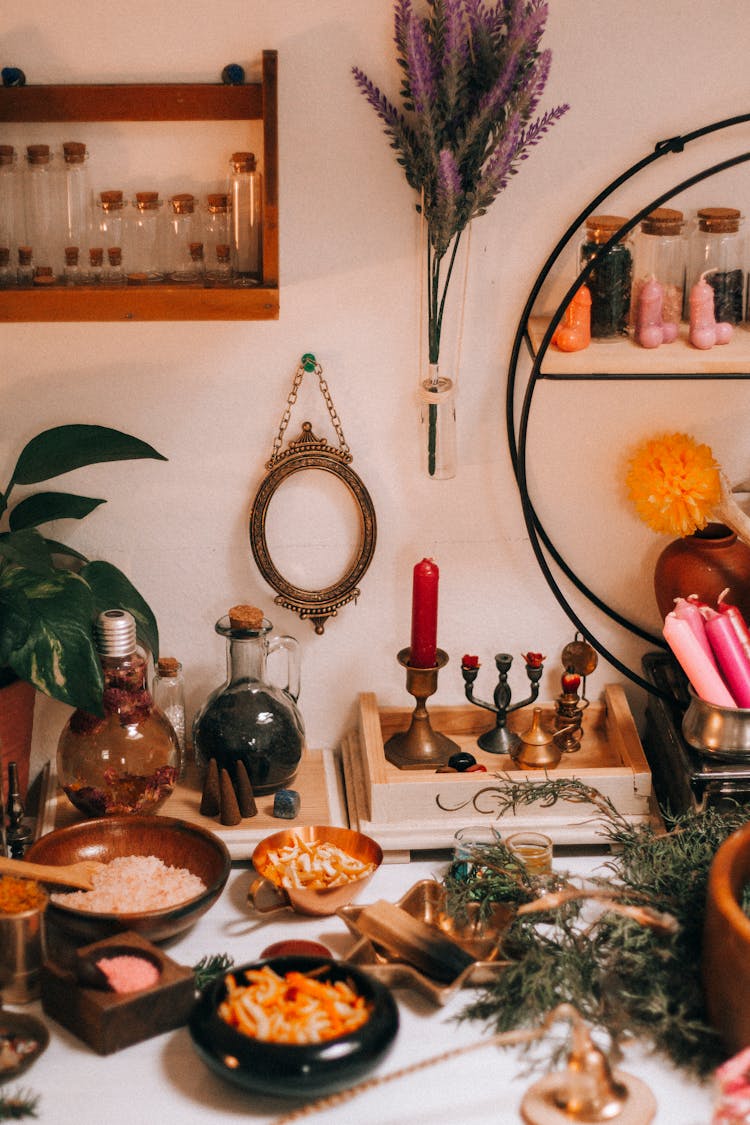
192 605 304 795
165 193 203 282
579 214 633 337
228 151 262 285
630 207 685 332
203 193 232 286
687 207 745 325
128 191 164 282
152 656 186 770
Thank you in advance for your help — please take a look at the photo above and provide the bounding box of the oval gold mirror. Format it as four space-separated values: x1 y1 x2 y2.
250 423 377 634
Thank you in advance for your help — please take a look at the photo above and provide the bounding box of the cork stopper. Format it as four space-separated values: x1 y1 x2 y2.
100 189 125 211
89 247 104 266
33 267 55 286
207 192 229 213
640 207 684 236
107 246 122 265
135 191 160 210
170 193 195 215
216 244 231 262
18 246 32 265
62 141 86 163
0 145 14 166
127 272 149 285
64 246 79 264
189 241 204 261
230 151 256 173
157 657 180 677
585 214 629 244
228 604 264 630
26 144 50 165
698 207 741 233
0 247 9 266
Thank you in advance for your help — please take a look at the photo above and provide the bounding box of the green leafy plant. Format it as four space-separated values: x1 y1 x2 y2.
0 425 167 714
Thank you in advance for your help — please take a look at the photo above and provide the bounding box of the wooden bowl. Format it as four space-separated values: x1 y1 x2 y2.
704 822 750 1054
25 815 231 944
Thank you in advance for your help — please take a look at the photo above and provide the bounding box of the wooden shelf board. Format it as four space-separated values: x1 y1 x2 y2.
528 316 750 377
0 83 264 123
0 284 279 322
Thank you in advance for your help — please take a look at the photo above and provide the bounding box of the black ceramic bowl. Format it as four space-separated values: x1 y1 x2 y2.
25 815 231 944
189 955 399 1098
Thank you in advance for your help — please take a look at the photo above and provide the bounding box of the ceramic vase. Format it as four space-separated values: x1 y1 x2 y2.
653 523 750 620
0 676 35 800
704 822 750 1054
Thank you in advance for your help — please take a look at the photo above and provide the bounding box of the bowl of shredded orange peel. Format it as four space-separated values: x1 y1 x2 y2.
188 954 399 1097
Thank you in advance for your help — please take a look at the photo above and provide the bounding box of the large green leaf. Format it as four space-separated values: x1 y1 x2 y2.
3 567 104 713
0 587 31 666
10 425 167 487
0 529 55 575
9 491 106 531
81 560 160 660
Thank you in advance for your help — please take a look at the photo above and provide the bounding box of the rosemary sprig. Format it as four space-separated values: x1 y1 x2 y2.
192 953 234 991
444 780 750 1076
0 1090 39 1121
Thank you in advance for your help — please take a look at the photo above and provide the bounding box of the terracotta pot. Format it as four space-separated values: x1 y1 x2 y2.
703 823 750 1054
0 677 36 800
654 523 750 620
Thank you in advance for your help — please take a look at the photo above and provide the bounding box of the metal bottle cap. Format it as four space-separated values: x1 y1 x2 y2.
95 609 137 657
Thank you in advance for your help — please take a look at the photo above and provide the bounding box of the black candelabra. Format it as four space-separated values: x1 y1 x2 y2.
461 652 544 755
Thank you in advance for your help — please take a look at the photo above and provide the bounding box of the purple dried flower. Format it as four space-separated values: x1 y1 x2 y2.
406 12 438 114
394 0 414 54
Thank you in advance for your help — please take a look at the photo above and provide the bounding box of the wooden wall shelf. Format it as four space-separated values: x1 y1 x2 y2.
0 51 279 322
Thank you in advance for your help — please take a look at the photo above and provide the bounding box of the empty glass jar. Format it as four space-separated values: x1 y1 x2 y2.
128 191 164 282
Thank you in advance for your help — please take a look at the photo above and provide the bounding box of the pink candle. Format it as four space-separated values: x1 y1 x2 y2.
673 597 714 662
689 271 733 349
635 277 667 349
663 612 736 707
717 596 750 662
705 613 750 707
410 558 439 667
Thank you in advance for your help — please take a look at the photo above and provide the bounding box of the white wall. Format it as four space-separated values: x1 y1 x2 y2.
3 1 750 777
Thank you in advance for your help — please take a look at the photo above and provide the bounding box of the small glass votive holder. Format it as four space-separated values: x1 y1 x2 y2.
505 831 553 876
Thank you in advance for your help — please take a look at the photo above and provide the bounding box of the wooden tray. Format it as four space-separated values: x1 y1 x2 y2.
39 749 348 861
342 685 659 859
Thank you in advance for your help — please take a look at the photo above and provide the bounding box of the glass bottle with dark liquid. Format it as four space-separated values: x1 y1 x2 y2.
57 610 181 817
192 607 304 795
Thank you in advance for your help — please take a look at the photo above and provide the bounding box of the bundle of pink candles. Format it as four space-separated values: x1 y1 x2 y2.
663 593 750 708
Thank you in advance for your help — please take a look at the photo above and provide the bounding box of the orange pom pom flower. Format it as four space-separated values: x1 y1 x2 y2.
626 432 750 545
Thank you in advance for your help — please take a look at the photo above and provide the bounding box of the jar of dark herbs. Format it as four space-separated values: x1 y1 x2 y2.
579 214 633 337
687 207 745 325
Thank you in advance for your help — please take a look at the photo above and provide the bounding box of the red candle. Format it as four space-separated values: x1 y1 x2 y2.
410 558 439 667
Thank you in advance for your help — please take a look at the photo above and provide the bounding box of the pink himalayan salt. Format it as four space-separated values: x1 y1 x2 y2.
96 954 161 994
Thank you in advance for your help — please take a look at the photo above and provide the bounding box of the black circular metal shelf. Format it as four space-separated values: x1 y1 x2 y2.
505 113 750 699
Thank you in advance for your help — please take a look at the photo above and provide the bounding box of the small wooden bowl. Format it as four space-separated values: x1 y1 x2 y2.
25 815 231 944
704 822 750 1054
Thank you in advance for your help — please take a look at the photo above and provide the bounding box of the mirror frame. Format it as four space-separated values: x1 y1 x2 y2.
250 426 377 634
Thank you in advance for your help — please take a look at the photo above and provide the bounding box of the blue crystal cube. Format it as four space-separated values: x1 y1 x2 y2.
272 789 301 819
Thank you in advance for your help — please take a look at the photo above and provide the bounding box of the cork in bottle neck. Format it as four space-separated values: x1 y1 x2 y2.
100 190 125 212
170 193 195 215
230 151 257 173
26 144 51 165
585 214 629 245
63 141 86 164
698 207 741 234
640 207 684 236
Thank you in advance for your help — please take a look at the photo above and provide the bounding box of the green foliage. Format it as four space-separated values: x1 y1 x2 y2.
444 782 750 1076
0 1089 39 1120
192 952 234 991
0 425 166 713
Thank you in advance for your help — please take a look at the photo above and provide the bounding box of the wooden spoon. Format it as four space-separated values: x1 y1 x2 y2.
0 855 105 891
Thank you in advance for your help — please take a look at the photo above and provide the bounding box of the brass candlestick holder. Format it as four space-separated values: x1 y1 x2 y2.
384 648 460 770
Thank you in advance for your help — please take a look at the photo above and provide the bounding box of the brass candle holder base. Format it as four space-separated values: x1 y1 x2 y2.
384 648 460 770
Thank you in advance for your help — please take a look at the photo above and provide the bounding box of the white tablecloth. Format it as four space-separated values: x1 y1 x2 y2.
8 851 715 1125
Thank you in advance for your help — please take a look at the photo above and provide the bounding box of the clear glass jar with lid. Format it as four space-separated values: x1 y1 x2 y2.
0 145 18 272
24 144 59 281
61 141 91 268
97 189 126 267
228 151 262 284
127 190 164 282
204 192 232 285
630 207 685 329
56 609 181 817
165 193 202 281
687 206 745 325
579 214 633 337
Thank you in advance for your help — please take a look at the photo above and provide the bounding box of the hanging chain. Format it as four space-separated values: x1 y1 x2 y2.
271 354 350 462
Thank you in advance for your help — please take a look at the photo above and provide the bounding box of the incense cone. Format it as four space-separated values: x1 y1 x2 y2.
200 757 221 817
219 767 241 826
235 760 257 817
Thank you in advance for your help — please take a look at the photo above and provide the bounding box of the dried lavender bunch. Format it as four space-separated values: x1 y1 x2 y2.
353 0 569 365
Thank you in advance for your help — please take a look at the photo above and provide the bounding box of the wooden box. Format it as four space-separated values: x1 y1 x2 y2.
341 685 658 859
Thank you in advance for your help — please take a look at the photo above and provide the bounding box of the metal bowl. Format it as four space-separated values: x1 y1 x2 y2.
249 825 382 917
25 815 231 944
681 688 750 760
189 955 398 1097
